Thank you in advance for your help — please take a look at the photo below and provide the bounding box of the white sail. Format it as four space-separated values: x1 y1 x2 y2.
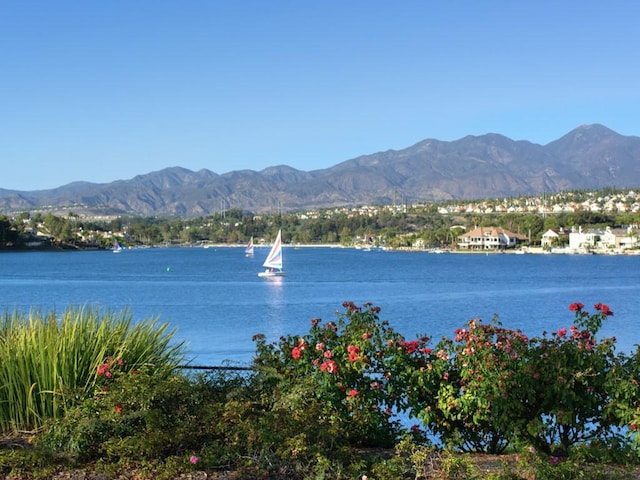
258 230 285 277
245 237 254 256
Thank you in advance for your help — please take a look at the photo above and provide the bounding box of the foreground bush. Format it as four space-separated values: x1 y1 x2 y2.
0 301 639 479
407 302 623 454
0 307 184 433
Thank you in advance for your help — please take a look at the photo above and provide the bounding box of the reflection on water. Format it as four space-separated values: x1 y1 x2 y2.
263 276 286 340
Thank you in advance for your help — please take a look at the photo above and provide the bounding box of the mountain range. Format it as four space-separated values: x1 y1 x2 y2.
1 124 639 217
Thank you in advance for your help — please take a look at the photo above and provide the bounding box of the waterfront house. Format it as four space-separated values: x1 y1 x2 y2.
457 227 527 250
541 228 568 249
600 226 639 252
568 226 605 252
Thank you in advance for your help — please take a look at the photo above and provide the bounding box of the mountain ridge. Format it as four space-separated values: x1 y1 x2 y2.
1 124 639 216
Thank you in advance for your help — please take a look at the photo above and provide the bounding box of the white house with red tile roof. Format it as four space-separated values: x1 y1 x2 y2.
457 227 528 250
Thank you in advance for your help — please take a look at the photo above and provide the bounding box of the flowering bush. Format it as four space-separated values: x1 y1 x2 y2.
388 301 622 454
16 301 640 478
606 342 640 450
252 301 409 448
253 300 631 457
520 302 619 454
395 317 530 453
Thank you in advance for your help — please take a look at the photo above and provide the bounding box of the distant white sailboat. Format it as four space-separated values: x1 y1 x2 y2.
245 237 255 257
113 239 123 253
258 230 285 277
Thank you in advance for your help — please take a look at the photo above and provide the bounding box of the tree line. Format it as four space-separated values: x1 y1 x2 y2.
0 202 638 251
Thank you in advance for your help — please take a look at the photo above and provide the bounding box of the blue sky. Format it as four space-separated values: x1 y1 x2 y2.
2 1 639 191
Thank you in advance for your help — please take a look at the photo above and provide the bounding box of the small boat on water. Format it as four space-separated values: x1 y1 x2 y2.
245 237 255 257
112 240 123 253
258 230 285 277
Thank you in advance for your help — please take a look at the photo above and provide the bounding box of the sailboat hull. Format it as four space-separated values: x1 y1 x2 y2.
258 270 286 278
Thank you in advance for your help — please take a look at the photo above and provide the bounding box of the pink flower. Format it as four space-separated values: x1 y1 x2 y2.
320 359 337 374
347 345 361 362
291 346 302 360
189 455 198 464
323 350 333 359
348 389 359 397
315 342 325 351
556 328 567 338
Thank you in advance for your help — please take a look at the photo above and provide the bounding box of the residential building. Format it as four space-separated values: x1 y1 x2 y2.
541 228 568 248
457 227 527 250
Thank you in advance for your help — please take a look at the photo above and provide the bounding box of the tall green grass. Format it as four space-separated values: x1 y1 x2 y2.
0 306 184 433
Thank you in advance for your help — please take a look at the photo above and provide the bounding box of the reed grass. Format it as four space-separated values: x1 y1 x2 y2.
0 306 184 433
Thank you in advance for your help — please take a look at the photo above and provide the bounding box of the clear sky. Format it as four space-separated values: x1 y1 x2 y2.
2 1 640 191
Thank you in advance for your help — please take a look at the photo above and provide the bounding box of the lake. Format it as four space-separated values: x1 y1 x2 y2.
1 247 639 366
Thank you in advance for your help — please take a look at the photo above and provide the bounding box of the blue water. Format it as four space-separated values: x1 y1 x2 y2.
1 247 639 366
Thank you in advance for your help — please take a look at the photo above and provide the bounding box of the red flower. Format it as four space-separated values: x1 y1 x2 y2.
594 303 614 316
556 328 567 338
569 302 584 312
348 389 359 397
115 403 122 414
291 346 302 360
402 340 420 354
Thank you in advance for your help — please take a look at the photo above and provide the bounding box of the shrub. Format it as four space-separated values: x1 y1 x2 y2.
519 302 619 454
252 301 407 449
0 306 183 432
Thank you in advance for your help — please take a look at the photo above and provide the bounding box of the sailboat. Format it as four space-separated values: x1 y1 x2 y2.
112 239 123 253
258 230 285 277
245 237 255 257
